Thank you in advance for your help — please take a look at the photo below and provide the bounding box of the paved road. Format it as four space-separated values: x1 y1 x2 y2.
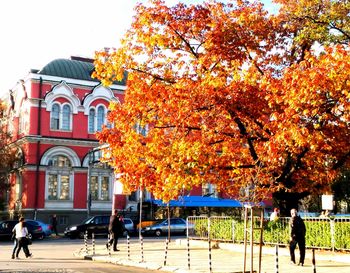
0 237 163 273
80 236 350 273
1 236 349 273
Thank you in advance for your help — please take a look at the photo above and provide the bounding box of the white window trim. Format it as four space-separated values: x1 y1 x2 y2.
50 102 73 131
90 172 112 201
41 147 79 209
45 81 79 113
41 146 80 167
61 102 73 130
88 104 108 133
88 107 96 133
83 84 119 115
45 170 74 201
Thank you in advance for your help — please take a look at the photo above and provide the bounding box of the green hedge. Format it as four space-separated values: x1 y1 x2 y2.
334 221 350 249
192 218 350 250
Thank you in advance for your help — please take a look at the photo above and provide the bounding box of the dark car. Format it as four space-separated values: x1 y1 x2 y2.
141 218 193 237
25 219 53 237
64 215 110 239
0 220 45 240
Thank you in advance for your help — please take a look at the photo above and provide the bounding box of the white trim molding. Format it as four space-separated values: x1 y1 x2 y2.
44 81 80 113
40 146 81 167
83 84 120 115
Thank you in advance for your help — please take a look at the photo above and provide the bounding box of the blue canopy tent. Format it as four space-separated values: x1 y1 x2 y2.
147 196 242 208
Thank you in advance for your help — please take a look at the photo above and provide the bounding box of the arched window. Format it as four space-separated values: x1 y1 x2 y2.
47 155 72 200
50 103 72 131
51 103 60 130
87 105 109 133
106 110 112 129
88 108 96 133
62 104 71 130
97 106 105 131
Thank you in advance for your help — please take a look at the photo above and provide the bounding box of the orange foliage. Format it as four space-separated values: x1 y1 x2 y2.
93 0 350 203
0 100 20 191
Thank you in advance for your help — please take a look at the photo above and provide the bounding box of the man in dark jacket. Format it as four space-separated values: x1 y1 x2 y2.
289 208 306 266
106 211 124 251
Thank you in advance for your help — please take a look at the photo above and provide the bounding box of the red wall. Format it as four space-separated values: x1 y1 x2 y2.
74 172 88 208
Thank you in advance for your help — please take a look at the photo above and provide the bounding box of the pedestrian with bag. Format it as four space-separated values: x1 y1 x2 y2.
106 210 123 252
13 217 32 259
11 226 18 259
289 208 306 266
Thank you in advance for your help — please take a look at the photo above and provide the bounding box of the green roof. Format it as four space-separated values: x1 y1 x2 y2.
38 58 126 85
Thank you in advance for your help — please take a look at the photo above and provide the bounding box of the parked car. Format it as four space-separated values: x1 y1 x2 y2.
64 215 135 239
122 218 135 236
25 219 53 237
64 215 110 239
0 220 45 240
141 218 193 237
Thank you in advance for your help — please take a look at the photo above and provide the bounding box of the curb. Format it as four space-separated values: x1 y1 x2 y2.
80 239 350 273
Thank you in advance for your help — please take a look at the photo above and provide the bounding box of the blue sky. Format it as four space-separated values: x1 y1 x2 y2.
0 0 275 97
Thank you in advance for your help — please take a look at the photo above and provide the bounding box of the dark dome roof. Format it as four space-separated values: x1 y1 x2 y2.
38 58 126 85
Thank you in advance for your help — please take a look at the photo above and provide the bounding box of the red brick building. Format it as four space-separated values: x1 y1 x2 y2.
3 57 129 230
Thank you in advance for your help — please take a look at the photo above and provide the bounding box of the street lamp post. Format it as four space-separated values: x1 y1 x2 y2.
87 147 100 217
87 150 93 217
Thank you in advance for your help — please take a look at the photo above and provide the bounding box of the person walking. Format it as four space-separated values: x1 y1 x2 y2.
11 226 18 259
106 211 123 251
51 214 58 236
14 217 32 259
289 208 306 266
270 207 280 221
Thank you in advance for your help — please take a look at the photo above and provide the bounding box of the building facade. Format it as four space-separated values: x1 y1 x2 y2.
4 57 129 230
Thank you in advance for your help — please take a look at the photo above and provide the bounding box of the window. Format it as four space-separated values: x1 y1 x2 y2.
47 155 72 201
62 104 71 130
128 188 150 202
202 183 218 198
88 105 108 133
97 106 105 131
88 108 96 132
51 104 60 130
19 106 29 134
50 103 72 131
135 122 148 136
106 110 112 129
90 174 110 201
58 216 68 225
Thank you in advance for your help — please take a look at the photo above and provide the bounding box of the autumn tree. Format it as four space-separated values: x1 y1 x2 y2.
93 0 350 212
0 99 20 209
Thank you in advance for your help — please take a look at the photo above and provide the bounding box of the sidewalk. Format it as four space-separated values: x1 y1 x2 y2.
78 238 350 273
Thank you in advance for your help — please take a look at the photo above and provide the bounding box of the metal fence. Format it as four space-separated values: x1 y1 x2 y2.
187 216 350 252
